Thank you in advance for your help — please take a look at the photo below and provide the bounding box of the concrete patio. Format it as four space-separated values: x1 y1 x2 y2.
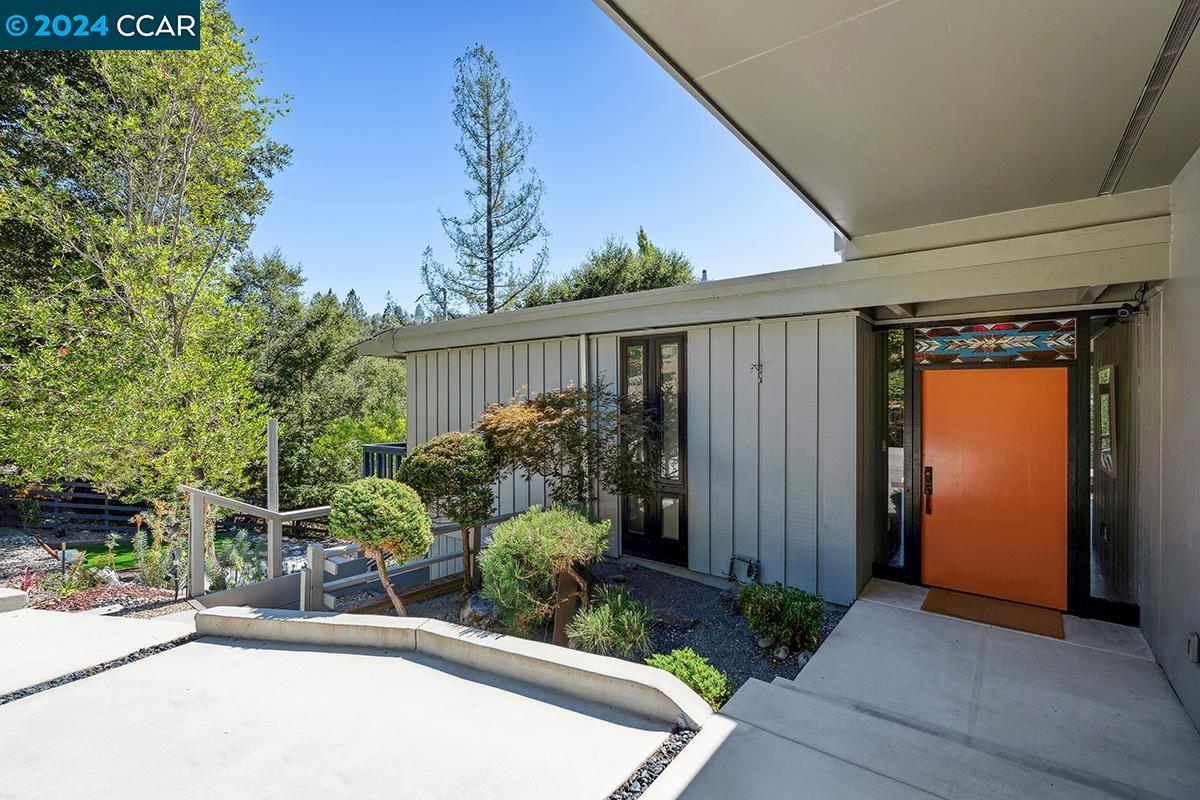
644 580 1200 799
0 607 192 695
0 604 703 799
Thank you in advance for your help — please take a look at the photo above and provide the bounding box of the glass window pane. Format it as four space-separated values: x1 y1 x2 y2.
884 330 905 568
626 497 647 536
659 341 681 480
661 497 680 541
625 344 644 403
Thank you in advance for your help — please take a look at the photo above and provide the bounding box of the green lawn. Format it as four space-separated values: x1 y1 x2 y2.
78 532 258 571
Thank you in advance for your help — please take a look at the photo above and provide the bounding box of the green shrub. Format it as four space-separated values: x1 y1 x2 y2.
329 478 433 616
646 648 733 710
43 558 104 597
738 582 824 651
566 585 653 657
479 506 610 635
205 528 266 591
397 431 497 592
131 500 186 589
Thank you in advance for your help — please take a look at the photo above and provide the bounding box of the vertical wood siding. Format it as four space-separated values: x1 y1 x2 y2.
685 314 863 604
403 314 868 604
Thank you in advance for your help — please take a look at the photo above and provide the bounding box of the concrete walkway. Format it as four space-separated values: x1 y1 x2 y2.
0 608 191 694
645 580 1200 799
0 632 670 799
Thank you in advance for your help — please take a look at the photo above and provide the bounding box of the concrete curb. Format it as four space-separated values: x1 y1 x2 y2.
196 606 712 730
0 588 29 613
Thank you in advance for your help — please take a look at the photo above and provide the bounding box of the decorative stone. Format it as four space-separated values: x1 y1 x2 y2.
458 591 501 631
96 567 122 585
756 634 776 649
797 651 813 668
656 609 700 629
718 588 740 615
773 645 791 660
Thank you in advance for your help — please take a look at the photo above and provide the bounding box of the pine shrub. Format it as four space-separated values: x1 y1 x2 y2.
478 506 610 635
566 584 653 657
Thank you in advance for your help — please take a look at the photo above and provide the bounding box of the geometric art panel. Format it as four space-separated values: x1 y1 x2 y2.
915 318 1076 365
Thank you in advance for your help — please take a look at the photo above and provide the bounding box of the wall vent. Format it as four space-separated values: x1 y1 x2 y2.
1099 0 1200 195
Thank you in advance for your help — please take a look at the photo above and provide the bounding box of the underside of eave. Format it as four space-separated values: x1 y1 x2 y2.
590 0 849 240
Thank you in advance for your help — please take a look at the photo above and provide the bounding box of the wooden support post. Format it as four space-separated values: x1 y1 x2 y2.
187 492 206 598
302 543 325 611
267 419 283 578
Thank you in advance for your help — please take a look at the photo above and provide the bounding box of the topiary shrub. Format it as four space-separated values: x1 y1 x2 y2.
478 506 609 636
329 477 432 616
646 648 733 710
397 432 497 593
565 584 653 658
738 582 824 652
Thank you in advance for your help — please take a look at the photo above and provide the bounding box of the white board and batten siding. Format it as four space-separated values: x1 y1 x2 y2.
405 313 879 605
405 338 583 576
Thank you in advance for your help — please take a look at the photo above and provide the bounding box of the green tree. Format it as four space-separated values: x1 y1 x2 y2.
421 44 547 316
329 478 432 617
397 432 497 593
0 1 288 502
231 250 408 508
523 228 694 307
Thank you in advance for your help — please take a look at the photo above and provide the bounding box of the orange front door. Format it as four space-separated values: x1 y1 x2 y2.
921 368 1068 610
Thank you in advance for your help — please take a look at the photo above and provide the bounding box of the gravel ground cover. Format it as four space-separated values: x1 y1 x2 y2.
405 559 847 690
593 560 846 689
609 727 696 800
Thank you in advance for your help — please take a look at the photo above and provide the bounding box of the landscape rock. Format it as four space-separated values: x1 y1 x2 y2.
655 609 700 629
97 567 122 585
756 634 776 649
458 591 502 631
718 588 740 615
773 645 790 661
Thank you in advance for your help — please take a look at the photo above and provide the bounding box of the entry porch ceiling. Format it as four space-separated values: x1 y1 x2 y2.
596 0 1200 237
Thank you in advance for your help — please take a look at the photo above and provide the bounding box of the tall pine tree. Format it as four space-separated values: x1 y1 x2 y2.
421 45 547 316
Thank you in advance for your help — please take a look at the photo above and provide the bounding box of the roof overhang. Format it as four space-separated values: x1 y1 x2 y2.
594 0 1200 237
360 203 1169 355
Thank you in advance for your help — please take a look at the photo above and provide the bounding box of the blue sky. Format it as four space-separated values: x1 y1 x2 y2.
232 0 836 314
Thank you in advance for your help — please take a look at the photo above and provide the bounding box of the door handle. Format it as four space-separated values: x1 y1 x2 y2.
924 466 933 515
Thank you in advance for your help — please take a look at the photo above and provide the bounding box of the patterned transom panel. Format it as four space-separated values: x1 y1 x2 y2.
915 319 1076 365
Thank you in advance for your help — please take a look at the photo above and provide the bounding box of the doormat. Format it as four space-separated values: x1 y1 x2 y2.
921 588 1064 638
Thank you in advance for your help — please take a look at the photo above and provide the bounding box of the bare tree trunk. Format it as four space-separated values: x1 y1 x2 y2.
371 550 406 616
552 566 588 646
460 524 472 595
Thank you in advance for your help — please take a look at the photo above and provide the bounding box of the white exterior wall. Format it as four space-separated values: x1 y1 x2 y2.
404 314 872 605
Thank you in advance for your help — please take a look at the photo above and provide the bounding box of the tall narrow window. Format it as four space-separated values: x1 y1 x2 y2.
884 330 905 569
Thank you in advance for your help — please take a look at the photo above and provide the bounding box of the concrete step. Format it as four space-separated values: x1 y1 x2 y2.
716 678 1141 799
